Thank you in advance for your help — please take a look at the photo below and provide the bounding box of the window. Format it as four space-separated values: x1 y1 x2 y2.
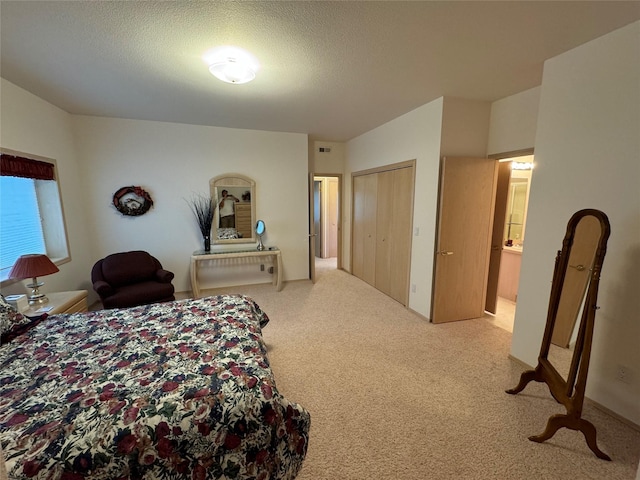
0 151 69 282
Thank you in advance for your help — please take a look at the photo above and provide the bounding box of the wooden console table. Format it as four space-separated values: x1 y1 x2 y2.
190 247 283 297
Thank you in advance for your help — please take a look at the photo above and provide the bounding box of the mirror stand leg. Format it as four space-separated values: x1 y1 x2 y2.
578 418 612 461
505 368 539 395
529 413 611 461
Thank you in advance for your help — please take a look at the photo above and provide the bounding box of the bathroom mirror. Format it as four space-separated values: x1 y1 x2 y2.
256 220 266 251
506 209 611 460
503 170 531 246
210 174 256 245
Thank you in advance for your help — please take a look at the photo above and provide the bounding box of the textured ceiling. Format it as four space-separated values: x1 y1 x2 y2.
2 1 639 141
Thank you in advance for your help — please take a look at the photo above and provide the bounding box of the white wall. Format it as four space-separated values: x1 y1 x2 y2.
346 97 491 318
346 99 444 318
440 97 491 157
487 87 540 156
311 140 345 175
0 79 309 301
511 21 640 424
0 79 94 298
72 116 309 295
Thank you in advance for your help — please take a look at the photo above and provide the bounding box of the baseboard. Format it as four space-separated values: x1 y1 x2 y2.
586 397 640 433
507 355 640 433
408 307 430 322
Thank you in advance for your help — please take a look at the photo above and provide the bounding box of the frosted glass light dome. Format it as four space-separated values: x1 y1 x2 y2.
203 46 260 84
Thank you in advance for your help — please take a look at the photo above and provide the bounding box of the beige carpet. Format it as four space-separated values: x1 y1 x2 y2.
198 258 640 480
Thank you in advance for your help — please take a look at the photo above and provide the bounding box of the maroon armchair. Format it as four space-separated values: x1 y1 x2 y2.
91 251 175 309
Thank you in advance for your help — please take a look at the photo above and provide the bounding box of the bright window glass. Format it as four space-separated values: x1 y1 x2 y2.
0 153 69 282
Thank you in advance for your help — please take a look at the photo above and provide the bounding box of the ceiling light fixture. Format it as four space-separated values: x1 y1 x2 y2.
203 46 259 85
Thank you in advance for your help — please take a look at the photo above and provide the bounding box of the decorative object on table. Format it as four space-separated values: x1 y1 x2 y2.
91 250 175 309
255 219 266 251
187 193 216 251
112 186 153 216
4 294 28 312
8 254 60 305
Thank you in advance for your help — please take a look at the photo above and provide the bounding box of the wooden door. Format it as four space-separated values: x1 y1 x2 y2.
387 166 414 305
352 173 377 285
485 161 512 313
308 172 316 283
327 178 339 258
375 170 394 295
313 180 322 257
432 157 497 323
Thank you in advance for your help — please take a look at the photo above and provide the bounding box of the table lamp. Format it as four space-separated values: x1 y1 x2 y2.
8 254 59 305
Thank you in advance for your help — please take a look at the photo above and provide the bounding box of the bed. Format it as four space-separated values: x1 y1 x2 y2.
217 228 241 240
0 295 310 479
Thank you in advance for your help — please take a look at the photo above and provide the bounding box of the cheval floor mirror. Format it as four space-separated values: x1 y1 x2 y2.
506 208 611 460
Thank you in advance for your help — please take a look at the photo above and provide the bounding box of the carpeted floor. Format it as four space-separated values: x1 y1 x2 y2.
198 258 640 480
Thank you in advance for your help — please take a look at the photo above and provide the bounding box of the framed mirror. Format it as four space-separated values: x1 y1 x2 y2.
506 209 611 460
210 174 256 245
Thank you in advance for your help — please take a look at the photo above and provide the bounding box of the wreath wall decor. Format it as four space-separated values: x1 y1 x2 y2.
112 186 154 216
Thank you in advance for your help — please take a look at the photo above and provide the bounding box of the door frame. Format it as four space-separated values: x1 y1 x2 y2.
486 148 535 310
350 160 415 306
309 172 343 282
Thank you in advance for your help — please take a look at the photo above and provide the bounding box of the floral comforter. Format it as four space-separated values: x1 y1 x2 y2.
0 295 310 479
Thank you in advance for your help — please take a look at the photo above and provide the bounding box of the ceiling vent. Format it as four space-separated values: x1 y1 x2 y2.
318 147 331 153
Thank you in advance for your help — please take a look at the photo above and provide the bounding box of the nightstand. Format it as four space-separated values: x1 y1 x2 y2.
22 290 88 316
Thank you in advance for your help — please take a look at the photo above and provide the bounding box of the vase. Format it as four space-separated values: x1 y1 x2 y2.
203 235 211 252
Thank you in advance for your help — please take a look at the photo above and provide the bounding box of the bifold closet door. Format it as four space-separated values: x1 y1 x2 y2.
375 167 413 305
353 164 414 305
352 173 378 286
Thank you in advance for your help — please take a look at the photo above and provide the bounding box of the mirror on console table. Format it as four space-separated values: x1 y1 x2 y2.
210 174 256 245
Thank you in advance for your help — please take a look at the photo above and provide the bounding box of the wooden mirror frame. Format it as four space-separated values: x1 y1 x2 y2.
506 209 611 460
210 174 256 245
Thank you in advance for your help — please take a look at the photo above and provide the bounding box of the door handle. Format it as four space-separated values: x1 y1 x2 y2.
569 264 586 272
438 251 454 256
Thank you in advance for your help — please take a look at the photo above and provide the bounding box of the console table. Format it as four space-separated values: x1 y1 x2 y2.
190 247 283 297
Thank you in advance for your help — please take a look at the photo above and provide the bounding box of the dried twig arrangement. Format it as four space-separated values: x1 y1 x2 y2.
186 194 216 238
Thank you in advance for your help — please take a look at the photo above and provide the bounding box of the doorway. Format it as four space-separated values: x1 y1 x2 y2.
313 175 341 276
485 154 534 333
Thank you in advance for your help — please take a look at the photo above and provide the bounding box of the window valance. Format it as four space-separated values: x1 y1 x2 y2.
1 154 55 181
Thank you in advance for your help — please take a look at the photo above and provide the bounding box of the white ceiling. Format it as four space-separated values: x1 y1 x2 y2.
2 1 639 142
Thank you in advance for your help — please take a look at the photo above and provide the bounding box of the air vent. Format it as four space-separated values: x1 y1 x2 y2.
318 147 331 153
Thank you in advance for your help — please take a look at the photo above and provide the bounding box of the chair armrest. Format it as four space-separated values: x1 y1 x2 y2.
156 269 174 283
93 280 114 297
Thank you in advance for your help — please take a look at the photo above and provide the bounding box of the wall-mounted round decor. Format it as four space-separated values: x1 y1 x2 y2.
112 186 153 216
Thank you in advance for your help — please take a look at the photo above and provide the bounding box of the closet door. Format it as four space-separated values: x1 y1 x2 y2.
352 173 377 285
387 166 414 305
375 167 413 305
352 162 414 305
375 170 393 295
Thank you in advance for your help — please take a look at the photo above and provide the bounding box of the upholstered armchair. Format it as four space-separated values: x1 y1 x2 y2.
91 251 175 309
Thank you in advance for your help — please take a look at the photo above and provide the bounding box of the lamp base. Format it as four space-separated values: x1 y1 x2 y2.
26 279 49 305
28 293 49 306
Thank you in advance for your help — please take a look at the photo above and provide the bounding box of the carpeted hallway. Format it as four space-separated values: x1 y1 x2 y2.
200 259 640 479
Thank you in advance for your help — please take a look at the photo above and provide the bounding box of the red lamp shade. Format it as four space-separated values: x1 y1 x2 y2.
8 254 59 279
8 254 59 306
